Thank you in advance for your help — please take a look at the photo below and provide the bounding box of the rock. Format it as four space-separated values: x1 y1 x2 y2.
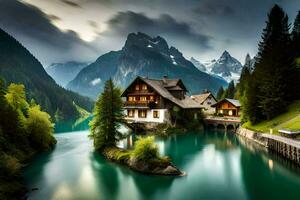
163 165 181 175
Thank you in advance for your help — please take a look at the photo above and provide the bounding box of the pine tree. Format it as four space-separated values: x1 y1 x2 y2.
225 81 235 99
236 66 251 99
245 5 291 122
89 79 124 150
216 86 224 100
292 11 300 55
290 11 300 100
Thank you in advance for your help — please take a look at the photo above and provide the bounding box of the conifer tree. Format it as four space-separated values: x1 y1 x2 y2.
236 66 251 99
292 11 300 55
225 81 235 99
89 79 124 150
245 5 291 122
290 11 300 99
216 86 224 100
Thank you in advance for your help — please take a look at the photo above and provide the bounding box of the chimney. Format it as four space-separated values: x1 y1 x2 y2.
163 75 168 84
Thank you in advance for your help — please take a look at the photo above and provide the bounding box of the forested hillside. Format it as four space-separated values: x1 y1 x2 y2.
0 28 93 121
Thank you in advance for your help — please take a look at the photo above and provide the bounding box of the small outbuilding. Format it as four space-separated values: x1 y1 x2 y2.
191 92 217 115
212 98 241 117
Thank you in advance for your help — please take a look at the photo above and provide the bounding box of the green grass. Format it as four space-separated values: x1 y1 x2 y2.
72 101 92 127
243 100 300 134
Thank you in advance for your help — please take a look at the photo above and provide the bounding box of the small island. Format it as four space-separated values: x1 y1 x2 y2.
89 79 184 176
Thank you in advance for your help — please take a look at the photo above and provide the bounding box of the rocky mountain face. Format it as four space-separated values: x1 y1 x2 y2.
190 57 206 72
46 61 88 87
190 51 243 83
67 32 227 99
0 28 93 120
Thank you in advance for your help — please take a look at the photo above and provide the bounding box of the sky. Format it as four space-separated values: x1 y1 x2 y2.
0 0 300 66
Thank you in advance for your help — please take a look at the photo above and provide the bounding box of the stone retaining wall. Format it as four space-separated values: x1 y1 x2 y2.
236 127 267 147
237 127 300 166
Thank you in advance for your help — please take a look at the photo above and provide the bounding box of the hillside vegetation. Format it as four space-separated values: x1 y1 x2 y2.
243 101 300 134
0 28 93 121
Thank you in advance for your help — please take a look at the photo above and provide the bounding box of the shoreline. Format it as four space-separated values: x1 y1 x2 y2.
236 127 300 166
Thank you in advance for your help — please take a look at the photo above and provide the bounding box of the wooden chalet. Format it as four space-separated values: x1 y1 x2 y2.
212 98 241 117
121 76 201 124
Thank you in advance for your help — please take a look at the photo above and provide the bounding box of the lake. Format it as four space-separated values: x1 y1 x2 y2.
24 130 300 200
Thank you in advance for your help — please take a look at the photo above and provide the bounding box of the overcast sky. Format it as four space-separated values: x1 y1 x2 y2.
0 0 299 66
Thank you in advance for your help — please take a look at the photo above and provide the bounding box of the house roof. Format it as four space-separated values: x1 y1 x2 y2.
191 92 216 104
212 98 241 108
121 76 201 109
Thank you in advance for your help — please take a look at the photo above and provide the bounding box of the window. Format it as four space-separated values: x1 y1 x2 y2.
153 111 159 118
150 96 154 101
138 110 147 118
142 84 148 91
135 84 140 91
127 109 135 117
140 96 147 101
128 96 136 101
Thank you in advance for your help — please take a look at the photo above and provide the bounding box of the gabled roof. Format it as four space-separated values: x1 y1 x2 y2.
191 92 216 104
121 76 201 109
212 98 241 108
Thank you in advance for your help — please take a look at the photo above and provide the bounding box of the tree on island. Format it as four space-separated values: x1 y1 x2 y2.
89 79 124 150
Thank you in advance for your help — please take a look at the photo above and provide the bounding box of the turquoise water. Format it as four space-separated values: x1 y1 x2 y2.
24 130 300 200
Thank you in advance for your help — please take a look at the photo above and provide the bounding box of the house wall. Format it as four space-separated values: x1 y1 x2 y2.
202 96 217 115
125 109 168 123
216 102 240 116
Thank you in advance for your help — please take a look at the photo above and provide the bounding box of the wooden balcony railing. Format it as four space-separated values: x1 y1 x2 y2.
124 101 157 108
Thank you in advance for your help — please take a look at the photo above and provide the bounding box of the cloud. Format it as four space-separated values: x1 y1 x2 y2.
104 11 213 50
0 0 98 65
61 0 81 8
193 1 234 16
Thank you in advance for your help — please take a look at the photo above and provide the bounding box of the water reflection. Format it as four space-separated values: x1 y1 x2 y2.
24 130 300 200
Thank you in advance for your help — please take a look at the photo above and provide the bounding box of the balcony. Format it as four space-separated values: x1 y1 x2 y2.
124 101 157 108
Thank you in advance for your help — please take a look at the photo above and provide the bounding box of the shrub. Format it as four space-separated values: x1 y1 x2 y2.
132 136 159 161
25 105 56 151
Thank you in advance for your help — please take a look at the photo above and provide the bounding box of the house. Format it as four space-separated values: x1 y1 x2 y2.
191 92 217 115
212 98 241 117
121 76 202 125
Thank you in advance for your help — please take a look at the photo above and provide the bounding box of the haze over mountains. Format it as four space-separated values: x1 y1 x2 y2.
46 62 89 87
67 32 227 99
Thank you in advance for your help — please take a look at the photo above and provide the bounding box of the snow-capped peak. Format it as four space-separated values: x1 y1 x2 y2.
191 51 243 83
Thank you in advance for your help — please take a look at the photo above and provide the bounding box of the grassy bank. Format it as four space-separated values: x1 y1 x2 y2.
101 137 183 176
243 101 300 135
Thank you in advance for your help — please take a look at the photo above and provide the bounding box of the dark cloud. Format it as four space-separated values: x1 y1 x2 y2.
61 0 81 8
0 0 98 65
193 2 234 16
105 11 213 49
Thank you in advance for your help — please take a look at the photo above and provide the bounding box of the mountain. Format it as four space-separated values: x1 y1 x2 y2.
67 32 227 99
46 61 88 87
193 51 243 83
190 57 206 72
0 28 93 121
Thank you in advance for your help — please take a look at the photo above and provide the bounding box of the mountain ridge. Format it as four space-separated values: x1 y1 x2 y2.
67 32 227 99
46 61 89 87
0 28 94 121
190 51 243 83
